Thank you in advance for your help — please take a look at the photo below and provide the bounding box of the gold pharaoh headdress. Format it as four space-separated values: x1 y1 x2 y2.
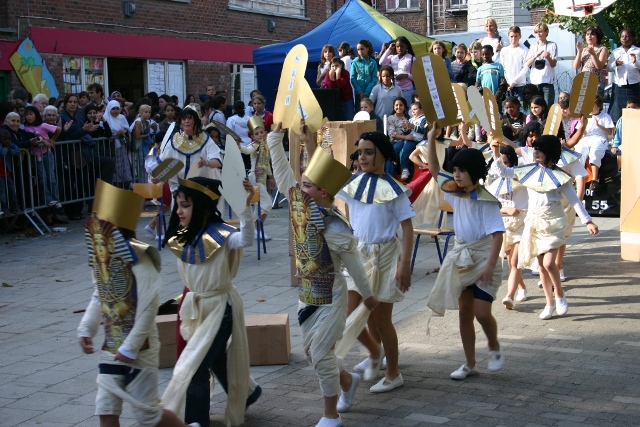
92 179 145 231
178 177 220 201
304 148 352 196
248 116 265 134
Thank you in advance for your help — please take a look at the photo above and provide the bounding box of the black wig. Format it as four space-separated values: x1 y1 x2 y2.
532 135 561 167
355 131 398 167
450 148 488 184
163 177 224 247
179 107 203 136
500 145 519 168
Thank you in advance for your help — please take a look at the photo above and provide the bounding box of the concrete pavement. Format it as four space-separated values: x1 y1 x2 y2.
1 204 638 426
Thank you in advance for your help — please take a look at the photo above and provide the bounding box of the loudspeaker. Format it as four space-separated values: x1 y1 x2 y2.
311 88 341 122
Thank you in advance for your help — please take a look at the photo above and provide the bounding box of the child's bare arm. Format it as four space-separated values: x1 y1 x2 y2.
564 116 587 148
426 122 441 177
458 122 473 148
396 218 414 293
408 146 425 168
301 120 317 158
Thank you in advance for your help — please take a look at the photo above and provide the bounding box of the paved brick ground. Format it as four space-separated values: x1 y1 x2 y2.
0 206 637 426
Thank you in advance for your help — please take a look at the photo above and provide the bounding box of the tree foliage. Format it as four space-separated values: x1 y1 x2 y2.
525 0 638 46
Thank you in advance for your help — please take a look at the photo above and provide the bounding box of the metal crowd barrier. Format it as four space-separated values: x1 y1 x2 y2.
1 136 147 236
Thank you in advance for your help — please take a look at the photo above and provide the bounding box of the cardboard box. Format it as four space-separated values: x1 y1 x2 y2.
245 314 290 366
156 314 177 368
620 109 640 261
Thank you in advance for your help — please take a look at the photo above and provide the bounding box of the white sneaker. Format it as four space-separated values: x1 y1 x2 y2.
531 268 540 276
369 373 404 393
364 349 385 381
556 296 569 315
337 373 360 412
144 224 156 237
515 289 527 302
450 364 478 380
502 296 514 310
188 423 201 427
316 415 343 427
559 268 566 281
400 169 410 180
538 280 543 289
539 305 555 320
487 347 505 372
353 357 370 373
255 229 272 241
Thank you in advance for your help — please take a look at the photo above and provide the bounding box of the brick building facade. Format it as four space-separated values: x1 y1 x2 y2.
0 0 328 104
375 1 544 36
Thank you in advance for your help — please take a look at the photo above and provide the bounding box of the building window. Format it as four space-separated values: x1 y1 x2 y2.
386 0 419 10
450 0 468 8
229 0 306 18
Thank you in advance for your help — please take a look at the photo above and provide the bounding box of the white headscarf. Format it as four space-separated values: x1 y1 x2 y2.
104 100 129 134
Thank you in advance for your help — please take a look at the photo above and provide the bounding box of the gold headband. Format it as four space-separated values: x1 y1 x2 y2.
91 179 145 231
183 104 202 119
178 177 219 201
304 148 352 196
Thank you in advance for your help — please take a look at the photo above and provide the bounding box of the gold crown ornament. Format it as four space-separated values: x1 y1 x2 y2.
248 116 265 134
91 179 145 231
178 177 220 201
304 148 352 196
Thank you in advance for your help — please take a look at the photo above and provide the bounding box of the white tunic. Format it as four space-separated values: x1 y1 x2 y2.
161 210 254 426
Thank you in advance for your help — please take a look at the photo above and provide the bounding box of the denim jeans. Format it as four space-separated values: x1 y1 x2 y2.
184 303 233 427
608 83 640 123
394 140 418 170
537 83 555 109
35 150 60 205
507 86 524 104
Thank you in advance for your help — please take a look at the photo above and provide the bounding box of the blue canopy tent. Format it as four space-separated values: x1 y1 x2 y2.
253 0 438 111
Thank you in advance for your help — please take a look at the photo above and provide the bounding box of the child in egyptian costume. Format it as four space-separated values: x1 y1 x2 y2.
159 106 222 194
424 122 506 381
267 121 378 427
78 180 196 427
160 177 261 427
486 144 530 309
489 135 598 321
497 127 593 305
407 122 474 227
335 131 415 394
240 115 274 238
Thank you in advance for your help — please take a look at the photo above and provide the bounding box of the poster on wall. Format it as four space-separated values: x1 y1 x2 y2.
167 62 184 107
146 60 184 106
147 61 166 96
242 67 255 104
10 37 59 99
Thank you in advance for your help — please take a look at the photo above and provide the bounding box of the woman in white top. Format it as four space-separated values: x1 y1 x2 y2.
477 18 502 62
524 23 558 108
